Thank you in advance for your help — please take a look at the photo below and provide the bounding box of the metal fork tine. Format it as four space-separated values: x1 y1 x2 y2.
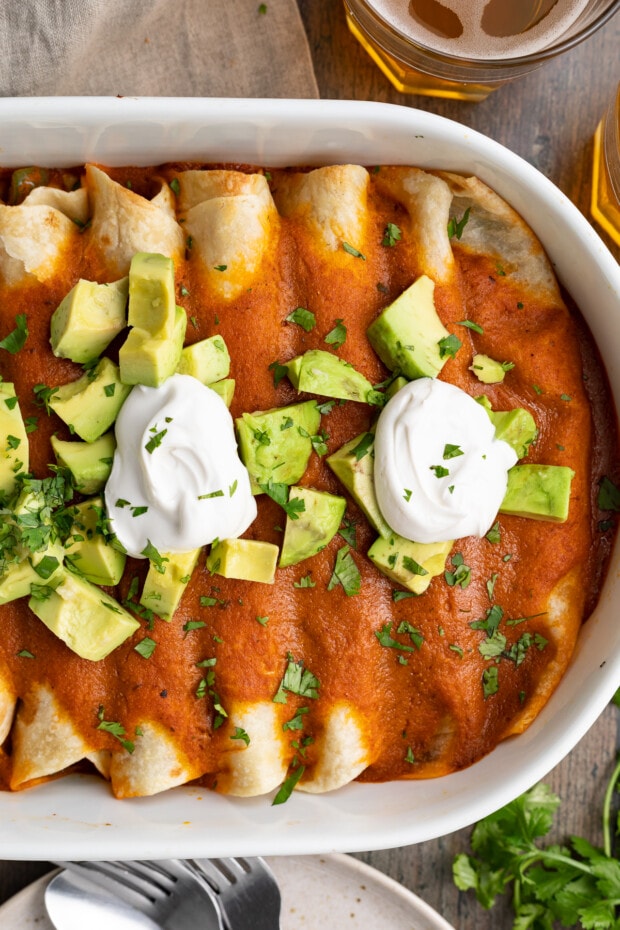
190 857 281 929
50 859 226 930
53 860 162 909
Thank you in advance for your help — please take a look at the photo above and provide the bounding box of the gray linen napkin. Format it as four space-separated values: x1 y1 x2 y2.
0 0 318 97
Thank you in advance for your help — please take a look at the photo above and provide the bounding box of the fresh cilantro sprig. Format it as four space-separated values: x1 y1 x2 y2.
453 755 620 929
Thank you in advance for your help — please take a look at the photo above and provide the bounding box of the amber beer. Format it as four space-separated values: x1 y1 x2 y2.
592 84 620 247
343 0 611 101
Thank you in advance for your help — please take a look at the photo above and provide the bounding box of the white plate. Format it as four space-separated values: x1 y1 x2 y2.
0 855 455 930
0 97 619 859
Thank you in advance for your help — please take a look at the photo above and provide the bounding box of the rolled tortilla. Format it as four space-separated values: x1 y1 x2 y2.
0 204 80 286
84 164 185 277
274 164 369 253
178 169 278 300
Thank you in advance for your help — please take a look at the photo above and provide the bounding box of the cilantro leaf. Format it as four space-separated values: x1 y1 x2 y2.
286 307 316 332
0 313 28 354
327 544 361 596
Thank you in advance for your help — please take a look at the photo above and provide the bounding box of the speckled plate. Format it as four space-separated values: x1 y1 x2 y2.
0 854 455 930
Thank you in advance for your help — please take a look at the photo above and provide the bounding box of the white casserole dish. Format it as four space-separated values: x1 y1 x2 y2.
0 96 619 859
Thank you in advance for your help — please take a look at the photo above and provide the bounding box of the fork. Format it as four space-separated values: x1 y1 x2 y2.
49 859 224 930
190 857 281 930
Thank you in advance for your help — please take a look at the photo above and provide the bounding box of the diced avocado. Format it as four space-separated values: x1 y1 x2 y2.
28 569 139 661
366 275 450 380
139 547 201 621
206 538 278 584
128 252 177 338
0 543 65 606
385 375 409 401
476 396 537 460
286 349 374 403
51 432 116 495
368 533 453 595
176 335 230 384
500 464 575 522
64 497 126 586
470 354 509 384
0 382 28 497
208 378 235 408
490 409 537 459
119 304 187 387
236 400 320 493
327 431 392 539
50 277 128 364
279 486 346 568
50 357 132 442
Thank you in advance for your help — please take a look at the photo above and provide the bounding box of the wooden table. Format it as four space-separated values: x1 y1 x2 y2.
298 2 620 927
1 5 619 926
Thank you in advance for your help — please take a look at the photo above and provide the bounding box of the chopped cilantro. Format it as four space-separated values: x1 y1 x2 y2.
438 334 462 359
145 427 167 454
134 636 157 659
324 318 347 349
273 654 320 704
286 307 316 332
456 319 484 334
598 476 620 512
342 242 365 260
96 705 135 753
327 545 361 596
351 432 374 461
382 223 402 247
444 552 471 588
0 313 28 354
447 207 470 240
230 727 250 746
268 359 289 387
272 761 305 805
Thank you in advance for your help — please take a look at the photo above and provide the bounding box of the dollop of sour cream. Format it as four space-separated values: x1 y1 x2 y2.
105 373 257 557
374 378 518 544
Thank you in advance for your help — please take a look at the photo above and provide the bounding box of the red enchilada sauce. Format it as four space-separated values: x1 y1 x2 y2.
0 163 617 794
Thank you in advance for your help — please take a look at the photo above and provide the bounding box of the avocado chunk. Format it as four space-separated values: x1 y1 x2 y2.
206 538 278 584
139 547 201 621
500 464 575 522
51 432 116 495
64 497 126 586
119 304 187 388
476 396 537 460
50 277 128 364
368 533 453 595
0 542 65 606
327 431 392 539
286 349 374 403
176 335 230 384
279 486 346 568
50 357 132 442
208 378 235 408
236 400 320 493
127 252 177 337
384 375 409 401
470 354 509 384
490 409 537 459
0 382 29 498
366 275 450 380
28 569 139 661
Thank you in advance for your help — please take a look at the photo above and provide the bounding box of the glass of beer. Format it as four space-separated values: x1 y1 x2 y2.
343 0 620 101
592 83 620 247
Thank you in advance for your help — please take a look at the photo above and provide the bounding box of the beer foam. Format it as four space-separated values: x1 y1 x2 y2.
372 0 592 60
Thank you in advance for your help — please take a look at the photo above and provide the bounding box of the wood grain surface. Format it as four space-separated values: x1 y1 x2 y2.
1 5 619 928
298 2 620 927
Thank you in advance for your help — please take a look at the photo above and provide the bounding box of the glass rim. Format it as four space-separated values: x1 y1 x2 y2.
346 0 620 69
